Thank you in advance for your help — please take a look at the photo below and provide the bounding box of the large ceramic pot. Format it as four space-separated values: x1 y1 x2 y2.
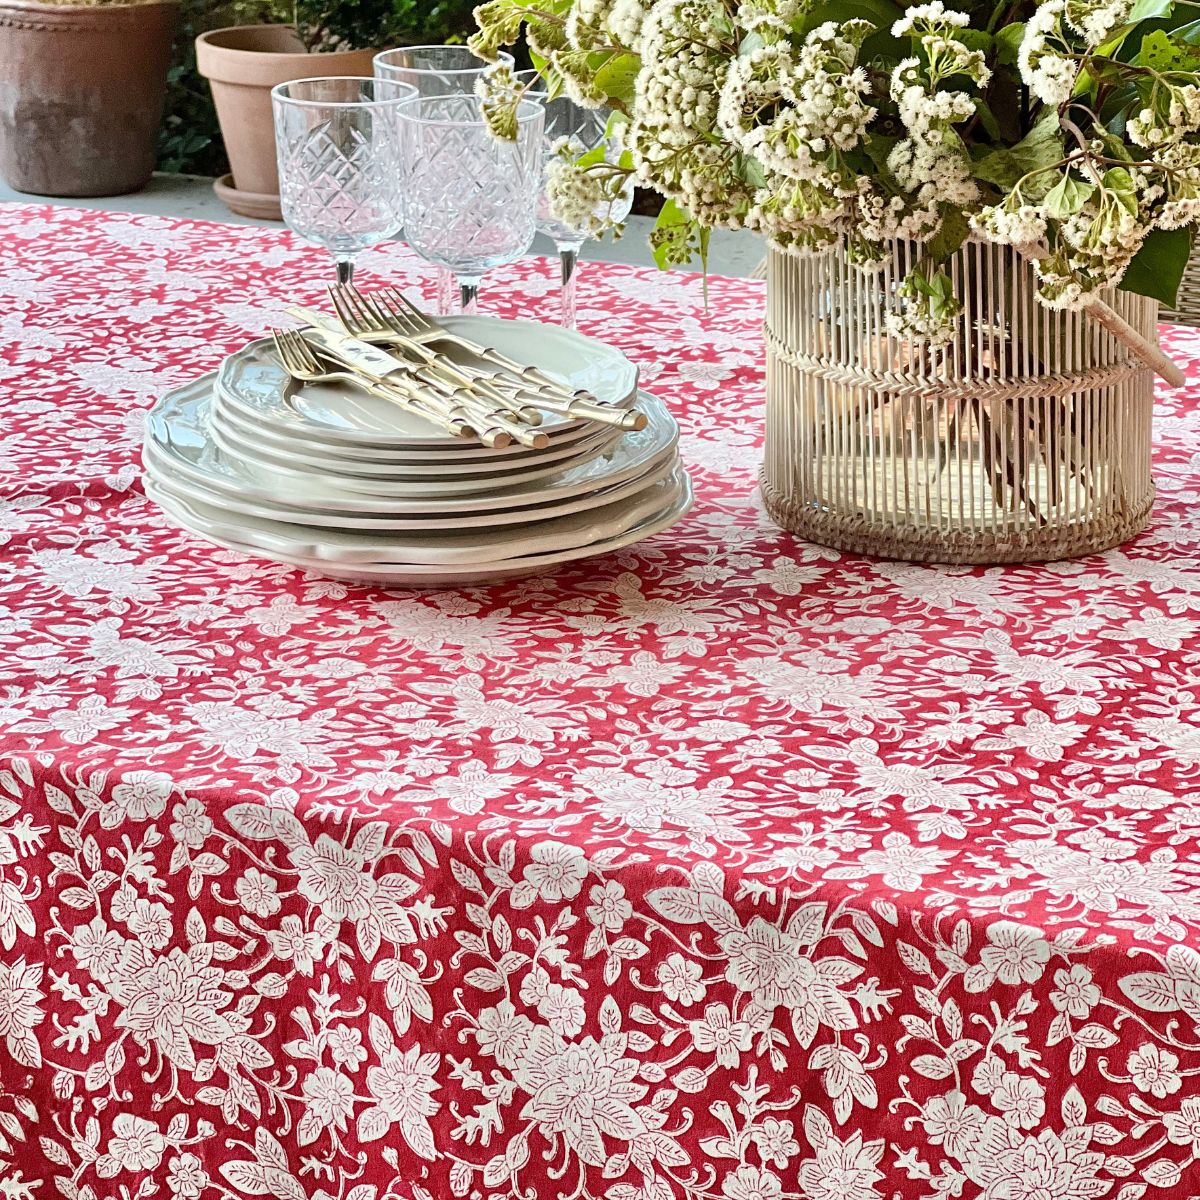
0 0 178 197
196 25 376 220
761 240 1160 564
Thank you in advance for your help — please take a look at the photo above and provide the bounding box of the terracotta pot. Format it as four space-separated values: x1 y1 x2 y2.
196 25 376 218
0 0 178 197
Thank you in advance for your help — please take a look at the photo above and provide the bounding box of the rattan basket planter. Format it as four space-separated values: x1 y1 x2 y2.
762 240 1159 564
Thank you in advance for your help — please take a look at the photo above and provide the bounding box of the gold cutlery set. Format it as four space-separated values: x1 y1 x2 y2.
276 286 648 451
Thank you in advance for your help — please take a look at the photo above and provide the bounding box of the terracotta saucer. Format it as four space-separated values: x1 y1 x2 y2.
213 173 282 222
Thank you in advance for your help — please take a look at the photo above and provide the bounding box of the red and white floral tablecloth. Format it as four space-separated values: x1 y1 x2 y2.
1 202 1200 1200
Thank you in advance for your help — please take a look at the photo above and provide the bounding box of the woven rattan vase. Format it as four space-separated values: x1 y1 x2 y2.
762 241 1158 563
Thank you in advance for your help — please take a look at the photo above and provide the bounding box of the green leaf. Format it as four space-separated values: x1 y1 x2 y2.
1103 166 1138 216
574 143 608 169
796 0 904 39
592 52 641 108
1096 0 1174 55
995 21 1025 65
650 199 701 270
1043 173 1095 218
864 133 900 181
1126 0 1173 23
738 153 769 189
925 207 972 262
972 97 1003 141
739 30 766 56
957 29 995 55
1135 27 1200 67
1119 227 1193 306
973 111 1065 196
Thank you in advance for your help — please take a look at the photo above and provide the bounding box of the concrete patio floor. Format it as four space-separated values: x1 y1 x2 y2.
0 173 766 279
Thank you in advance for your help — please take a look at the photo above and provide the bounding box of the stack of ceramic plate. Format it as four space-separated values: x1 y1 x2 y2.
142 316 691 586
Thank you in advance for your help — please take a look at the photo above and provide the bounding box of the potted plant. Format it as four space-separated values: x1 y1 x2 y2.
0 0 178 196
196 21 376 219
475 0 1200 564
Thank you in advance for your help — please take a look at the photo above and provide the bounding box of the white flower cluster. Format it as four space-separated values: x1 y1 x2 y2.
1145 142 1200 230
972 198 1048 248
474 0 1200 338
885 270 963 344
1018 0 1077 107
545 137 635 238
567 0 649 54
629 0 756 228
1064 0 1132 45
857 9 985 262
716 22 876 252
738 0 807 32
891 0 969 35
720 24 874 187
474 63 529 140
1129 81 1200 149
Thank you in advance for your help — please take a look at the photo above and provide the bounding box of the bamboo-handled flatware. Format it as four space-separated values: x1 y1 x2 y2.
303 331 552 452
326 286 544 426
271 329 518 449
330 284 649 433
282 316 552 450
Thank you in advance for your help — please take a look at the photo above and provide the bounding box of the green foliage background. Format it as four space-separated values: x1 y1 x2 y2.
157 0 481 176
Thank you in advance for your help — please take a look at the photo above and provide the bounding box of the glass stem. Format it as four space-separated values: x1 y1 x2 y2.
436 268 455 316
458 276 482 315
335 256 354 286
559 243 583 330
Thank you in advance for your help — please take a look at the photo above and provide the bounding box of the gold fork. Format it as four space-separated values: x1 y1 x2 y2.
335 284 648 433
271 329 514 449
328 285 542 426
284 315 551 451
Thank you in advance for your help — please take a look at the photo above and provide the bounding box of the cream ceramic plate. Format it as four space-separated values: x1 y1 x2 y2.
145 470 694 587
145 375 679 516
207 404 622 482
144 467 685 566
145 441 679 532
217 316 639 451
208 390 615 468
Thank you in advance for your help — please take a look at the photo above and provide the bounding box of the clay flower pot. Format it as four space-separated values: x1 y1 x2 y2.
196 25 376 220
0 0 178 197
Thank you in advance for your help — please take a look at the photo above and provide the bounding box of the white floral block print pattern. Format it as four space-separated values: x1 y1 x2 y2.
0 204 1198 1200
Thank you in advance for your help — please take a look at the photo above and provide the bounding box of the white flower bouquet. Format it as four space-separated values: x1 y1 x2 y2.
472 0 1200 341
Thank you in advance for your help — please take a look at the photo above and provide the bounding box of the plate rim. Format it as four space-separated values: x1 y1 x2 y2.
217 316 639 449
145 470 694 582
146 376 679 516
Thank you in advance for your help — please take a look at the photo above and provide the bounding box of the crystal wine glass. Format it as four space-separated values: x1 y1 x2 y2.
271 76 415 286
374 46 516 312
373 44 515 95
397 94 544 314
519 72 634 329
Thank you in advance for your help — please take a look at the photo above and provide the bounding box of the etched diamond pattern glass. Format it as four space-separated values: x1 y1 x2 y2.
374 47 517 313
373 45 514 97
398 94 544 314
272 77 414 285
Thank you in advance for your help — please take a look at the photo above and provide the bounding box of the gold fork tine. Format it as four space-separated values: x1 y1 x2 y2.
330 284 378 335
358 289 403 336
393 289 432 329
274 329 313 375
377 288 425 335
290 329 319 369
342 284 382 331
327 287 359 335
